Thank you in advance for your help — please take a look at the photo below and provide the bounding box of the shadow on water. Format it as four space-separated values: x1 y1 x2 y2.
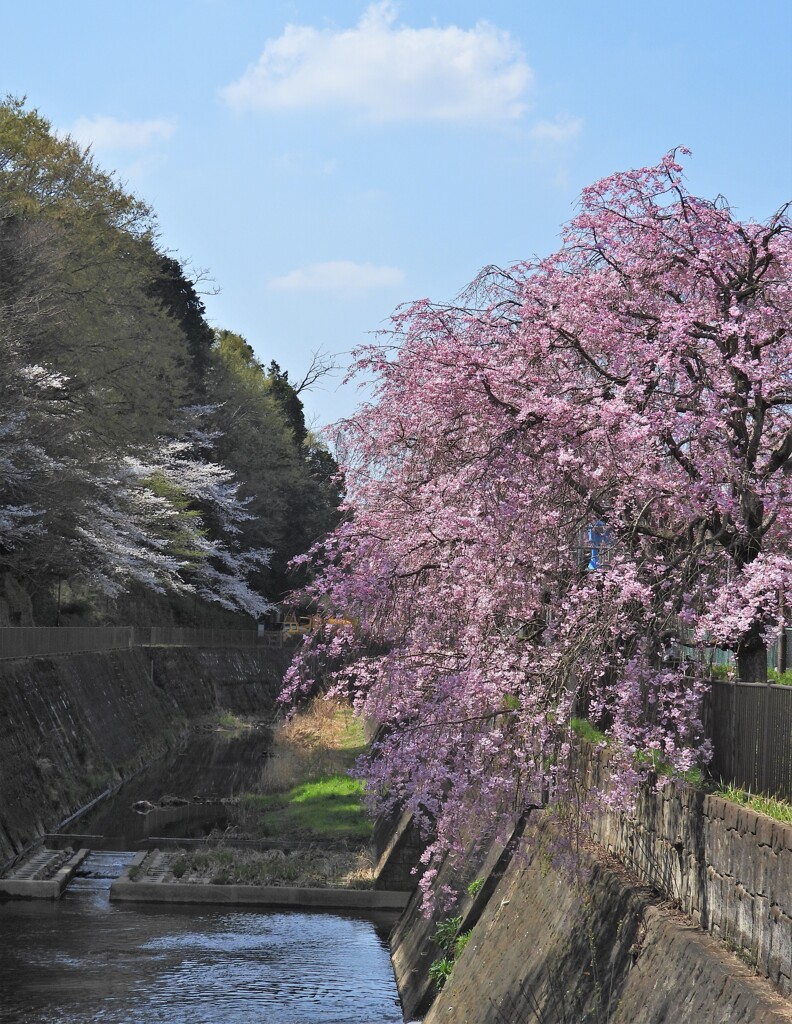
58 727 273 848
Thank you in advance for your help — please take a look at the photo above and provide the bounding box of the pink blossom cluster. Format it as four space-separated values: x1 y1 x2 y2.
284 153 792 903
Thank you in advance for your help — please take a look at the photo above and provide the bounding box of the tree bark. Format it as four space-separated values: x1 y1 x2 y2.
736 638 768 683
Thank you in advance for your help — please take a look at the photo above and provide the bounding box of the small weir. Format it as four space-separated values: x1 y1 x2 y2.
0 726 406 1022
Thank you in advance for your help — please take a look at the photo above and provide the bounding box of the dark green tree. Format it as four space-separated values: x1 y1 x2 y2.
209 332 341 600
266 360 307 446
147 254 215 391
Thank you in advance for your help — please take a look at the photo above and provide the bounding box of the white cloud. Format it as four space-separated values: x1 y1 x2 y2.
221 1 532 123
529 115 583 146
268 260 405 292
69 115 176 152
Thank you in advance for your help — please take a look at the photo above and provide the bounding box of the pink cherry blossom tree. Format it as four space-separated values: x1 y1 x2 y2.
284 152 792 891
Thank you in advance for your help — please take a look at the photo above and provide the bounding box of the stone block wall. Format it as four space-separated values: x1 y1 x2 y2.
576 746 792 996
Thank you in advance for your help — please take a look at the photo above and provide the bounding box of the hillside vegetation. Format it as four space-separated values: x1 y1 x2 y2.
0 97 341 627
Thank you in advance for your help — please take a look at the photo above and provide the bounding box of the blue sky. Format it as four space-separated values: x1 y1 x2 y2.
3 1 791 429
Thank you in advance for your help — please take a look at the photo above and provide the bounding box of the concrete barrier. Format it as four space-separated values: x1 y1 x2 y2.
0 848 89 899
110 875 410 911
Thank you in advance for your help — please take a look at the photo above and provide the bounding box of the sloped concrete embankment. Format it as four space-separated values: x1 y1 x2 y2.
0 646 291 865
393 810 792 1023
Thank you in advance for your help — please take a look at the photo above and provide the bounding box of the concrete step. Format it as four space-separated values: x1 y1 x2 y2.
0 848 90 899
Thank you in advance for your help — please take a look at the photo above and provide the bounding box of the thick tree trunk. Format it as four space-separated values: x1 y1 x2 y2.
736 638 768 683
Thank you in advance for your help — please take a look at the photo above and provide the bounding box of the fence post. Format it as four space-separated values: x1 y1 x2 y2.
730 675 737 787
760 678 772 794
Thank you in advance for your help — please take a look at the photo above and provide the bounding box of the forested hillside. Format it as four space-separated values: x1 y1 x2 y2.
0 97 341 626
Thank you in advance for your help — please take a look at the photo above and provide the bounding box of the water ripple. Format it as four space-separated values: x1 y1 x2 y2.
0 890 403 1023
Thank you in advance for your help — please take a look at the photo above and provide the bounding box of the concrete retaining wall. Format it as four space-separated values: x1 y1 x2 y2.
391 818 528 1021
0 646 290 865
373 809 426 891
390 744 792 1021
396 812 792 1024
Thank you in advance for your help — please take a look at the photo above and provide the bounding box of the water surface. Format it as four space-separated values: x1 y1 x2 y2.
0 852 404 1023
66 728 271 846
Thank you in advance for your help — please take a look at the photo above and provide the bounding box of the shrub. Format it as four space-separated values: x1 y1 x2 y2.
428 958 454 989
467 878 484 898
434 915 463 952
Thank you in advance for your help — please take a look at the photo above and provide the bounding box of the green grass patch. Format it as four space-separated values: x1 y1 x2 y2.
238 774 371 841
216 711 248 730
428 958 453 989
634 747 704 785
717 783 792 825
334 712 368 755
570 717 608 744
428 915 471 991
229 700 373 843
571 719 706 784
709 665 792 685
467 877 484 898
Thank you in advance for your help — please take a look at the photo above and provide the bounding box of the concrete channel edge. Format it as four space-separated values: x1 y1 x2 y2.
110 854 410 910
0 848 90 899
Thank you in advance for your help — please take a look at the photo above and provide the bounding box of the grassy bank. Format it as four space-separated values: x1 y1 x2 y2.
229 698 372 843
139 699 377 890
235 775 371 842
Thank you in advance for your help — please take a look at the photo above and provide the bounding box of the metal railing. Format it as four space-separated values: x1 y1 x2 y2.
146 627 259 649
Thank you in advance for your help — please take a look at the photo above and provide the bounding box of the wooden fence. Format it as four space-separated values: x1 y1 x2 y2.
0 625 285 660
706 679 792 800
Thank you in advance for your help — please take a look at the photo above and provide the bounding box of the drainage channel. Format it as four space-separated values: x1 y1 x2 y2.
0 722 405 1022
0 848 404 1023
67 849 137 893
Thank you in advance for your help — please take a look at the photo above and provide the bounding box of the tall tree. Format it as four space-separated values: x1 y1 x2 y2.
285 153 792 895
208 331 341 601
147 254 215 391
266 360 307 447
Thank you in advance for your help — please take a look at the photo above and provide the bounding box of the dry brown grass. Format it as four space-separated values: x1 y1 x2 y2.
162 842 376 889
256 699 367 795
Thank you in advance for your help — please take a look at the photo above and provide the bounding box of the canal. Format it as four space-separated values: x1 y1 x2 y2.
0 726 406 1023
